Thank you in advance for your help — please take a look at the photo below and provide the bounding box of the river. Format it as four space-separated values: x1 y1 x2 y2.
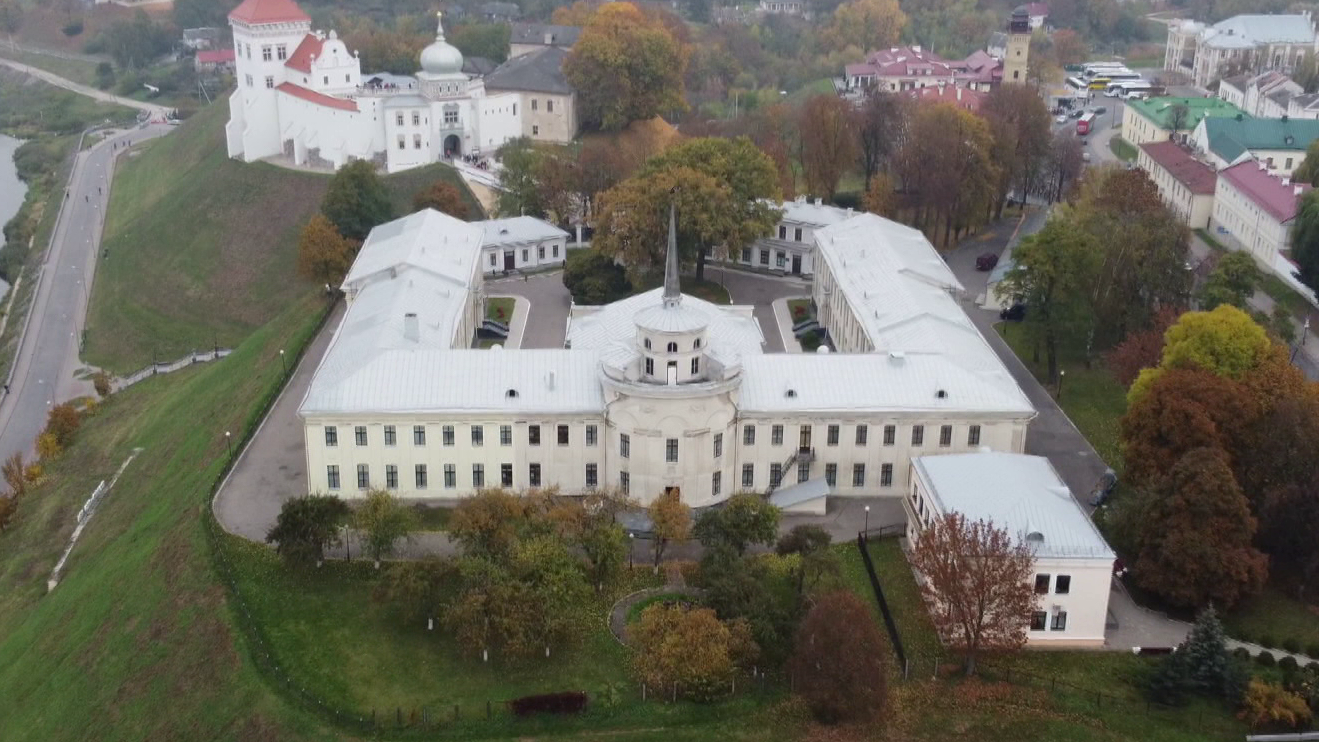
0 134 25 234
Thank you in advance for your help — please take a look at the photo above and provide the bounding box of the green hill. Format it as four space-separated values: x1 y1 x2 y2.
85 100 481 373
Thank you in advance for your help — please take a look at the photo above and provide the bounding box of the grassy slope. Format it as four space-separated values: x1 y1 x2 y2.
85 101 482 373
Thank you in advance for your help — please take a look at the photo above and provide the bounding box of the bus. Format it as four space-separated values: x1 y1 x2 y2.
1088 71 1140 90
1104 79 1149 97
1066 75 1089 91
1076 111 1096 135
1081 62 1128 78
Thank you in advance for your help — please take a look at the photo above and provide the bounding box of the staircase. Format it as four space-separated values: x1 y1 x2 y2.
766 447 815 493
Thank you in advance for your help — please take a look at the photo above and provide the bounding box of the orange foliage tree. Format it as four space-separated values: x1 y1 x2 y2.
787 591 889 723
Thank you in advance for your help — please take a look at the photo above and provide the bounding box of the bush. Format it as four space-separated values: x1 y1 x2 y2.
22 464 42 484
1307 643 1319 659
509 691 588 717
800 333 821 352
35 432 62 461
1278 655 1299 673
62 20 84 36
562 250 631 305
1282 638 1301 654
1257 651 1277 667
1233 647 1252 662
1238 679 1312 730
1259 635 1278 649
91 371 112 398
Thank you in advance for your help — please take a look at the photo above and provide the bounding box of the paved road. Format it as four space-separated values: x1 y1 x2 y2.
719 267 811 353
487 271 571 348
0 125 171 464
0 56 169 118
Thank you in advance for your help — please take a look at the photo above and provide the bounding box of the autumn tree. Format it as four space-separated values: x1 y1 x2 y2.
1128 305 1272 403
1258 482 1319 601
1290 140 1319 186
1236 395 1319 513
321 159 393 241
982 83 1053 217
1046 131 1085 202
853 92 907 191
798 95 857 201
693 493 779 555
562 249 632 304
649 488 691 571
411 180 470 219
352 489 418 566
1132 447 1267 609
896 103 998 246
296 214 356 286
375 557 457 624
44 403 80 450
448 488 551 560
862 172 897 217
631 604 758 701
564 2 688 131
1290 188 1319 294
908 512 1036 675
266 494 350 569
1049 29 1087 67
2 453 24 497
552 0 602 25
788 591 889 723
776 524 839 599
1104 306 1181 387
822 0 907 52
580 515 629 590
1197 251 1259 311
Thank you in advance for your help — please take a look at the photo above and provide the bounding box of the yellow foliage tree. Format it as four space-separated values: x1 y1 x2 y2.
862 172 897 217
296 214 357 287
823 0 907 53
631 604 756 702
1239 679 1312 730
1128 305 1272 405
36 432 61 461
647 488 691 571
552 0 602 25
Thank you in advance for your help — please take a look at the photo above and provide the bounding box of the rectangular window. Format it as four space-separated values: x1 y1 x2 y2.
1030 611 1047 631
827 425 839 446
276 44 287 60
776 252 786 268
778 225 787 239
742 463 754 489
262 45 272 61
880 463 893 487
883 424 895 446
444 109 458 124
852 464 865 487
691 357 700 374
324 426 338 447
444 464 456 488
501 463 513 487
794 227 803 241
968 425 981 446
245 74 253 87
538 246 545 260
855 424 868 446
472 464 485 488
412 112 420 126
490 253 497 267
327 465 340 490
532 125 539 136
713 432 723 458
415 464 428 489
558 425 569 445
712 471 722 497
528 425 540 445
529 463 541 487
532 98 538 111
384 425 396 446
759 249 770 265
396 112 405 126
397 135 406 150
741 247 751 262
620 471 629 494
620 433 630 458
1034 574 1051 594
355 426 367 446
1051 612 1068 631
743 425 756 445
1055 575 1071 595
500 425 512 446
414 134 422 150
770 463 782 488
911 425 924 446
939 425 952 447
356 464 370 490
771 425 784 446
586 463 598 488
471 426 483 447
666 438 678 463
547 99 554 112
825 463 837 486
586 425 597 446
265 76 274 89
797 461 810 483
413 425 426 446
385 465 398 489
553 245 559 258
522 249 528 262
644 357 654 375
443 425 455 446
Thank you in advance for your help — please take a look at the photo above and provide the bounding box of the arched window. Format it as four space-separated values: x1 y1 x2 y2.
693 338 702 349
666 342 678 353
644 338 651 350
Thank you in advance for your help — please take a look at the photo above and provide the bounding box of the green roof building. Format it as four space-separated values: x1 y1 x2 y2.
1193 116 1319 175
1121 97 1247 146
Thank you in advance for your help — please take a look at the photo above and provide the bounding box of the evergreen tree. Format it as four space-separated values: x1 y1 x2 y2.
1147 606 1247 705
321 160 393 241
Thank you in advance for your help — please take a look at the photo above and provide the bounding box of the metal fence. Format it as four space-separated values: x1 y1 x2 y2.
856 531 909 676
116 348 231 390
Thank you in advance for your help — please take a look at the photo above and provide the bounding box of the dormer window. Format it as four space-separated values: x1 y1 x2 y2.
506 389 519 398
935 389 948 399
644 338 652 350
666 342 678 353
693 338 701 349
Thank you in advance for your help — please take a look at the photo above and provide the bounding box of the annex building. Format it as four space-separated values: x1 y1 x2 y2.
298 208 1035 510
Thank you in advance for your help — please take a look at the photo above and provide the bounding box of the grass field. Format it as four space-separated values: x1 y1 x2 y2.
1221 586 1319 652
1109 136 1138 163
485 296 515 324
85 101 482 373
0 46 100 87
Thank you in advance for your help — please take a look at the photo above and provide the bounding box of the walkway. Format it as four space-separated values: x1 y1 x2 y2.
0 56 169 118
607 585 703 646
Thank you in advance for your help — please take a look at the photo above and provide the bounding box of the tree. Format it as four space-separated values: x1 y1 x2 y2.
1167 104 1190 138
822 0 907 52
563 2 688 131
411 181 470 219
907 512 1037 675
496 138 548 218
853 92 907 191
982 83 1053 217
91 371 112 398
896 103 999 246
1147 606 1247 705
649 488 691 571
448 22 510 64
580 516 628 590
44 403 80 449
35 433 61 461
1258 482 1319 601
562 249 632 304
296 214 356 286
2 453 24 497
266 494 350 569
0 0 23 35
99 10 171 70
448 488 550 560
1104 306 1181 387
1129 305 1272 403
1132 448 1267 609
775 524 838 598
1046 131 1085 202
861 173 897 217
1290 188 1319 294
798 95 857 201
1049 29 1087 67
788 591 889 723
321 160 393 241
352 489 418 566
693 493 779 555
552 0 602 25
1239 679 1313 730
1290 139 1319 186
631 604 757 701
1197 251 1259 310
375 557 457 624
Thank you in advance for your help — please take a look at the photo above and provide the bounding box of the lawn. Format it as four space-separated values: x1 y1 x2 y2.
1222 586 1319 653
1195 229 1315 316
785 299 813 324
0 46 100 87
625 591 701 625
485 296 516 324
1109 136 1138 163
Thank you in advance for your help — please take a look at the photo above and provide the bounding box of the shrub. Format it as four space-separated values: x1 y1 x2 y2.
44 403 80 448
1238 679 1312 730
562 250 631 305
1282 638 1301 654
1278 655 1299 673
22 464 42 485
1307 643 1319 660
1257 651 1277 667
91 372 112 398
509 691 588 717
631 604 756 703
0 495 15 532
788 591 890 723
62 20 84 36
1259 635 1278 649
2 453 25 496
800 333 821 352
1233 647 1252 662
35 433 61 461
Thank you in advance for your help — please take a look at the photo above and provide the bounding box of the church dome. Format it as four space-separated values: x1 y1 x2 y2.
419 12 464 76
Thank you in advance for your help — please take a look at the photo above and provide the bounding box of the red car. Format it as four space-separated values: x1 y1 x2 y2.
975 252 999 271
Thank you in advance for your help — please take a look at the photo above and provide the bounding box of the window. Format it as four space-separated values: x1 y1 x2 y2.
547 100 554 112
939 425 952 447
472 464 485 488
385 465 398 489
690 357 700 374
444 464 456 488
743 425 756 445
797 461 810 483
522 249 528 262
825 463 837 486
759 249 769 265
880 463 893 487
855 424 868 446
778 225 787 239
262 45 272 61
397 135 406 150
528 425 540 446
413 425 426 446
713 433 723 458
276 44 287 60
911 425 924 446
776 252 786 268
553 245 559 258
586 425 597 446
883 424 895 446
771 425 784 446
414 134 422 150
827 425 839 446
490 253 497 267
666 341 678 353
501 463 513 487
1055 575 1071 595
558 425 570 445
694 338 702 349
742 464 754 488
1286 157 1294 170
471 426 484 447
741 247 751 262
620 433 630 458
323 76 328 85
538 246 545 260
532 125 539 136
666 438 678 463
1051 612 1068 631
712 471 721 497
644 338 652 350
645 357 654 375
412 111 420 126
529 463 541 487
619 471 629 493
531 98 538 111
444 109 458 124
324 426 338 447
799 425 812 450
968 425 981 446
246 74 253 87
770 463 783 488
443 425 455 446
1034 574 1051 594
384 425 396 446
415 464 428 489
355 426 367 446
852 464 866 487
265 76 275 89
1030 611 1047 631
396 112 405 126
327 465 340 490
586 464 598 488
794 227 803 241
357 464 370 490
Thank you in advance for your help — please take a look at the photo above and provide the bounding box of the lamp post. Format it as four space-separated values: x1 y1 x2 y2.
224 430 232 460
1058 369 1066 400
1304 318 1310 347
629 532 635 570
864 504 870 535
279 348 286 374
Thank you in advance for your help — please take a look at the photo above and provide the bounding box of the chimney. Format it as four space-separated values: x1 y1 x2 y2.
546 371 556 390
956 87 963 101
403 312 419 342
912 45 921 53
814 197 822 206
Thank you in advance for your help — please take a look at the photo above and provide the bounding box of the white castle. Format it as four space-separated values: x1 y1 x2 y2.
224 0 564 173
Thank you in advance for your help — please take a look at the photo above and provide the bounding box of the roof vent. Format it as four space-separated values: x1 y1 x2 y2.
814 198 822 206
935 389 948 399
403 312 419 342
785 388 797 398
1285 134 1295 145
888 351 905 365
506 388 519 398
1025 530 1044 542
1283 177 1291 186
500 228 510 235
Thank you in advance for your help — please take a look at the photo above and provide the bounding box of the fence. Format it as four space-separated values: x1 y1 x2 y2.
116 348 231 390
856 531 909 676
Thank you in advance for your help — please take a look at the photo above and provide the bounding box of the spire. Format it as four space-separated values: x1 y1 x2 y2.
435 10 446 41
662 201 681 308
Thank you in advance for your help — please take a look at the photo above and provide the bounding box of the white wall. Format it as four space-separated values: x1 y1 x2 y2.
229 19 310 161
482 236 567 273
1211 175 1296 266
474 93 523 155
1136 148 1215 229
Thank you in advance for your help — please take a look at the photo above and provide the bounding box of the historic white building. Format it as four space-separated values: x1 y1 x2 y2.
738 197 855 276
1164 14 1319 88
224 0 562 173
299 207 1036 511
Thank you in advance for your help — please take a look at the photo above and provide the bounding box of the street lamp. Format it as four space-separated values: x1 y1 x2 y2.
1058 369 1066 400
1304 318 1310 347
224 430 232 460
279 348 286 374
864 504 870 535
628 532 635 570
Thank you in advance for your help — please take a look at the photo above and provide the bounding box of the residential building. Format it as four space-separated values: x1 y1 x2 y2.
844 45 1001 94
1120 96 1246 145
195 48 236 74
482 46 578 143
1137 141 1218 228
905 452 1115 648
904 82 986 113
1163 13 1319 88
509 23 581 59
1219 70 1303 118
182 27 222 50
986 31 1008 60
480 1 520 22
1023 2 1049 30
1287 92 1319 119
1191 115 1319 175
480 216 570 273
741 197 854 275
1211 158 1312 270
299 209 1035 511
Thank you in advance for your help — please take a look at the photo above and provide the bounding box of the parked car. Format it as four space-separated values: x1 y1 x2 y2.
1089 468 1118 507
975 252 999 271
1069 108 1085 119
1000 302 1027 321
1082 151 1091 162
1092 106 1107 115
1054 113 1068 124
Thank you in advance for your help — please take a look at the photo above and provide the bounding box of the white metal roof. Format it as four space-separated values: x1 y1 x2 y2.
1204 14 1316 48
568 288 764 355
479 216 569 247
778 197 856 227
342 209 483 292
914 452 1115 560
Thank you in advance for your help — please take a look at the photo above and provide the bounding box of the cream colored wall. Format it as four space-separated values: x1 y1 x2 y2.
1137 148 1214 229
519 91 577 143
1212 176 1293 265
1122 105 1169 146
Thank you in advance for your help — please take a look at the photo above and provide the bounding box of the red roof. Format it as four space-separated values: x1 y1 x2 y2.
275 82 358 112
904 85 985 113
196 49 235 64
229 0 310 25
284 34 323 73
1218 159 1312 223
1139 141 1217 195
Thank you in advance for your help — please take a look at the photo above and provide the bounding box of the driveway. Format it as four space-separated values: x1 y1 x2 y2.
719 267 812 353
487 271 571 349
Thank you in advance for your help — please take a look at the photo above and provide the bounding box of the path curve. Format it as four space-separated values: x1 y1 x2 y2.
607 586 704 646
0 57 169 117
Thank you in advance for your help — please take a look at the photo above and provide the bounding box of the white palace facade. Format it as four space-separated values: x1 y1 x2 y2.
298 207 1036 510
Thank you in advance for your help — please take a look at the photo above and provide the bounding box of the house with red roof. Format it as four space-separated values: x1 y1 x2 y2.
1136 141 1217 228
1211 158 1312 270
194 48 236 74
844 45 1003 95
903 83 986 113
